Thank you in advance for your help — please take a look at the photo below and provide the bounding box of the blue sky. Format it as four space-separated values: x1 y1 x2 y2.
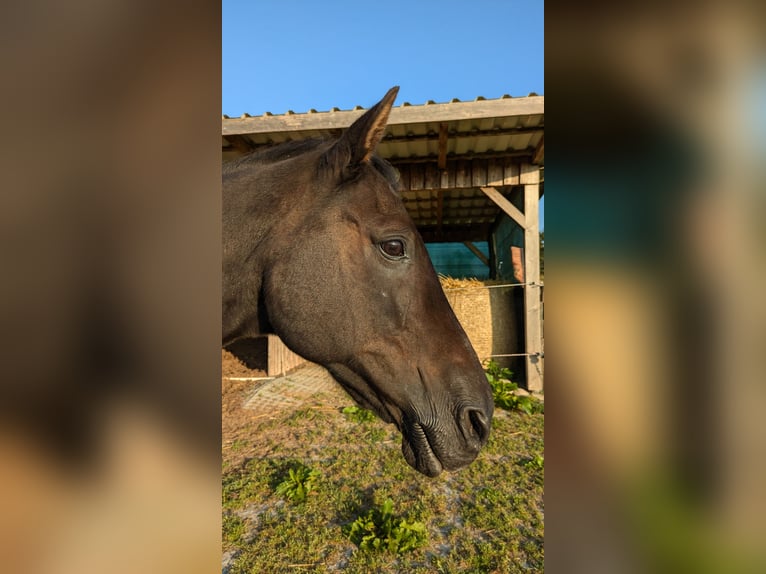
223 0 543 116
222 0 544 227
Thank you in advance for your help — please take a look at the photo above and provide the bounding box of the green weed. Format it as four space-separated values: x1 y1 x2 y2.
484 360 543 414
274 462 320 504
523 453 545 470
346 498 427 554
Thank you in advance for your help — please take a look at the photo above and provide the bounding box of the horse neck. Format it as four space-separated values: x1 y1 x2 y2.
222 157 318 343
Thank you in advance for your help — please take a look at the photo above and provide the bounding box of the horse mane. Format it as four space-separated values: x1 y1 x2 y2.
224 139 328 172
224 137 400 189
369 155 401 189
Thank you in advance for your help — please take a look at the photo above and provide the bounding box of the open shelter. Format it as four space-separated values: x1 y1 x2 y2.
222 94 544 391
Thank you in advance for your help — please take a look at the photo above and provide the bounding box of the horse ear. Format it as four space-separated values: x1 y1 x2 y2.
325 86 399 172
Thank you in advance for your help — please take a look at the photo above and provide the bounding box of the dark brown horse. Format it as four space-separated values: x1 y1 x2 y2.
223 87 493 476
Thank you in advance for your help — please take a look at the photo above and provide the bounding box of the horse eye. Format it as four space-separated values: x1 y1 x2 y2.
380 239 405 258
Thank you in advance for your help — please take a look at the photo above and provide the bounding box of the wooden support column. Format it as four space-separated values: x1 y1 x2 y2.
481 176 544 392
521 164 543 392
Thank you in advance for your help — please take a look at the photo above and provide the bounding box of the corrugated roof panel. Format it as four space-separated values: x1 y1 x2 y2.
478 117 496 131
452 137 470 157
517 132 534 150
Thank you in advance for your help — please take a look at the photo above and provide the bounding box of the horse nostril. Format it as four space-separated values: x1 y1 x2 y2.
464 408 490 444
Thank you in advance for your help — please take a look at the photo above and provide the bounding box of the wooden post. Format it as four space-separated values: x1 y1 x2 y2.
480 180 544 392
522 165 543 392
266 334 305 376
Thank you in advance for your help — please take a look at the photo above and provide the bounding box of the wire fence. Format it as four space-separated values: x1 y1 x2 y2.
441 281 544 291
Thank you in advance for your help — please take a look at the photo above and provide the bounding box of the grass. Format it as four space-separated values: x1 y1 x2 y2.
222 399 544 573
342 405 378 423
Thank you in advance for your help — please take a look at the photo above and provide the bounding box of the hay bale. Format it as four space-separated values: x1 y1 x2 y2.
439 276 521 371
440 277 493 360
438 275 486 290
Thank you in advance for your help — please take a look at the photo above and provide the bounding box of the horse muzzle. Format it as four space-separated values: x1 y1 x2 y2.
326 361 494 477
400 404 492 477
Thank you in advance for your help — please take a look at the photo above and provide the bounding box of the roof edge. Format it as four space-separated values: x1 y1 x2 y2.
222 95 544 136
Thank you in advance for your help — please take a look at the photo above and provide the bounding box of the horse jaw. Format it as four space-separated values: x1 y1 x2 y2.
324 363 400 426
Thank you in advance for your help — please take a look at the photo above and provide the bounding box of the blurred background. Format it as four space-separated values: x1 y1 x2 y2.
546 0 765 572
0 1 221 572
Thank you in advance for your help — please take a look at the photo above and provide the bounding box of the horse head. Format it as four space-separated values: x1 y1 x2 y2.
224 87 494 476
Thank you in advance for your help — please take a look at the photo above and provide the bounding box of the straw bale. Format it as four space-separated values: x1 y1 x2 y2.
439 277 520 367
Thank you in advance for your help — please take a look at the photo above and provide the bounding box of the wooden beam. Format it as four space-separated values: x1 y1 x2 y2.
385 125 542 146
523 183 543 392
437 123 448 170
463 242 489 267
222 96 544 136
480 186 526 228
387 148 535 164
532 134 544 165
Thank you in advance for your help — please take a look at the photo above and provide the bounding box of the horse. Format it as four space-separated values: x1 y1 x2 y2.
222 87 493 477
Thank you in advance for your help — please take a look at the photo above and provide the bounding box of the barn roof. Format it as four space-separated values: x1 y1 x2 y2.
222 94 544 242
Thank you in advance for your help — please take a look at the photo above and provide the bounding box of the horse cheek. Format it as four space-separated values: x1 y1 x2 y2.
263 256 343 363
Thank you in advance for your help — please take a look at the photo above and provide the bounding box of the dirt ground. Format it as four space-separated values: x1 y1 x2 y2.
222 340 284 468
222 348 263 463
222 344 350 469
